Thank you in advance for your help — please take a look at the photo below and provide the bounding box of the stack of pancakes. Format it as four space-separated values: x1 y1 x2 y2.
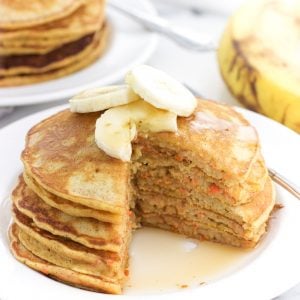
0 0 107 86
133 101 275 248
9 99 276 294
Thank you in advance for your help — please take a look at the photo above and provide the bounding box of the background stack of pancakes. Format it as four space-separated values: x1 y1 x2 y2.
133 100 276 248
0 0 107 87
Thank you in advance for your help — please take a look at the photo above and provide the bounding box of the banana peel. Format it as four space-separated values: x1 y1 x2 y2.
218 0 300 133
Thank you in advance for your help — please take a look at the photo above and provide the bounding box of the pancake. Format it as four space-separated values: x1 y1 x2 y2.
0 41 73 56
9 224 123 294
0 0 85 29
0 0 105 39
0 34 100 57
136 178 275 245
0 0 107 87
0 32 94 73
0 23 107 76
10 97 276 294
0 0 105 52
14 206 129 279
136 177 275 228
134 153 268 206
140 214 261 248
23 172 122 224
134 100 262 186
0 34 84 55
12 178 130 252
22 101 266 211
22 109 129 214
0 23 108 87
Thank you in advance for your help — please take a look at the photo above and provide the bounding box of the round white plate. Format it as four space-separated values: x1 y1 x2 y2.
0 0 157 107
0 105 300 300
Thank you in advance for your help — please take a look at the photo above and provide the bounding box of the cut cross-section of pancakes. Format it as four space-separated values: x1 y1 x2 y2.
10 97 277 294
136 177 275 248
0 0 105 44
12 177 129 252
21 110 130 214
0 0 86 29
0 0 107 87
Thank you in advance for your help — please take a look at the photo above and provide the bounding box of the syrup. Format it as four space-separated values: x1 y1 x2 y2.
125 227 251 294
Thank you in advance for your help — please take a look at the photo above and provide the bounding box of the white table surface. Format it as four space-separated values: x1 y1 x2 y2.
0 1 299 299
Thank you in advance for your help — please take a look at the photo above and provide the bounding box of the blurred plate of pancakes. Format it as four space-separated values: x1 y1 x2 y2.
0 104 300 300
0 0 158 106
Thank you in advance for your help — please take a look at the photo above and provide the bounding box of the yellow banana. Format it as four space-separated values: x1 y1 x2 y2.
218 0 300 133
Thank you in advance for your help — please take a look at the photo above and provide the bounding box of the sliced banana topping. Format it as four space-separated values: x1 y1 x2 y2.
125 65 197 117
69 85 140 113
95 100 177 161
69 65 198 161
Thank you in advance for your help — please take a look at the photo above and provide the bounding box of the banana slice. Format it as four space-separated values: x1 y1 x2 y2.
95 100 177 161
69 85 140 113
218 0 300 132
125 65 197 117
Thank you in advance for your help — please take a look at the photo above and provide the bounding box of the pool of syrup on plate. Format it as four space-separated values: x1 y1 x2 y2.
125 227 251 294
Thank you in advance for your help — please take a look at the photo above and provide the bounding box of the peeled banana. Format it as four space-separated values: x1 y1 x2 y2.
218 0 300 133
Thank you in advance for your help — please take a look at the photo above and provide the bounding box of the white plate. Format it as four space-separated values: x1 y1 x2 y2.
0 105 300 300
0 0 157 107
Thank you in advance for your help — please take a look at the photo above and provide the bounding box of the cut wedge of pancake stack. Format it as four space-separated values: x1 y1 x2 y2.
9 66 277 294
0 0 107 86
132 101 275 248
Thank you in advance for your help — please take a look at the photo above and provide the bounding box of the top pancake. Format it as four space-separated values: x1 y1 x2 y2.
137 99 262 184
22 100 263 209
0 0 105 42
0 0 85 29
22 110 130 214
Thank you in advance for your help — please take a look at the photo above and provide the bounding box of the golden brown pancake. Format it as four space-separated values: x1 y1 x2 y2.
0 23 108 87
0 0 107 87
12 178 129 252
0 0 105 41
0 0 85 29
0 32 95 73
136 178 275 247
22 100 267 209
0 33 85 55
9 224 123 294
0 0 105 54
13 206 128 279
134 152 268 206
135 100 262 186
136 177 275 228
